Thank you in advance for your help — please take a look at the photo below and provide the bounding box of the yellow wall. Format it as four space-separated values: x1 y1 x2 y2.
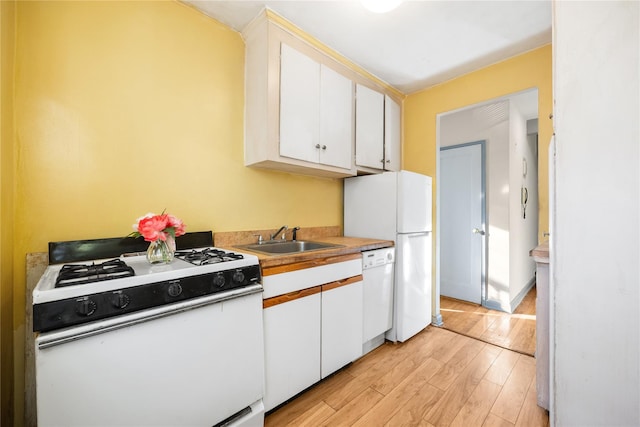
3 2 552 422
8 1 342 422
1 1 16 424
404 44 553 243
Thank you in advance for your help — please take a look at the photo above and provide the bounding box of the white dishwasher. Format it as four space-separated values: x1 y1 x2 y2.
362 247 395 355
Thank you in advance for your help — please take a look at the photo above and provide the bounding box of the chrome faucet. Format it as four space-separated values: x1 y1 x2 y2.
270 225 288 241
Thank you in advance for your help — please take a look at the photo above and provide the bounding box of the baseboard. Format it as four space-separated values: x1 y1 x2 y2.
483 276 535 313
362 333 386 356
510 277 536 311
483 299 511 313
432 312 443 326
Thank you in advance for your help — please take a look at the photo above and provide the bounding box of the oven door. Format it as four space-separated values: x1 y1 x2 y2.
35 286 264 427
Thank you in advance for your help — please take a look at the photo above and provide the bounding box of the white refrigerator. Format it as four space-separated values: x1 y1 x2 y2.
344 170 432 342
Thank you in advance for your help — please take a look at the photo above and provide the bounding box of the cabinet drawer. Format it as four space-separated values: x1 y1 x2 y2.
262 255 362 299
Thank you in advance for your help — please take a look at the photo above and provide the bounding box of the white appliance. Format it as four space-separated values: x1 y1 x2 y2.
362 247 395 354
345 170 432 342
33 239 265 427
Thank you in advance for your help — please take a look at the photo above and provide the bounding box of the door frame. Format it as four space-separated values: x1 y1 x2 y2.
439 140 487 305
432 89 539 326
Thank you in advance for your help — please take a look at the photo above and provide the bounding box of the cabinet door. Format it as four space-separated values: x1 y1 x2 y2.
355 84 384 169
384 95 401 171
319 65 353 169
321 279 363 378
263 292 321 411
279 43 320 163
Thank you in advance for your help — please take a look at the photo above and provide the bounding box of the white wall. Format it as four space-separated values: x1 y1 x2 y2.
508 101 538 305
552 1 639 425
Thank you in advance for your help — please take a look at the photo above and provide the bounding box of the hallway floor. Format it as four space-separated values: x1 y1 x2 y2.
439 286 537 356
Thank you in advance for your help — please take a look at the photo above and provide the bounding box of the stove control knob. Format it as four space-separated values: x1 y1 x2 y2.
76 298 97 317
167 282 182 297
232 270 245 284
213 273 225 288
111 292 130 309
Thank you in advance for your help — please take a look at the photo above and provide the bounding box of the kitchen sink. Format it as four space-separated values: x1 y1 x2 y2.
236 240 343 255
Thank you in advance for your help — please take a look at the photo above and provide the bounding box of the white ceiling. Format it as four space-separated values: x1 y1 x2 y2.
182 0 552 94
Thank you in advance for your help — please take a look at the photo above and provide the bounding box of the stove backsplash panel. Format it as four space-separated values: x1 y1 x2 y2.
48 231 213 264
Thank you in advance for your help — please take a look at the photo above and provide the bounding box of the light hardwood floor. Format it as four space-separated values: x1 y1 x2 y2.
440 287 537 356
264 325 548 426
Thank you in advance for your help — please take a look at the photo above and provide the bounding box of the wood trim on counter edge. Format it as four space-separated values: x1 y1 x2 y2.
262 274 363 308
263 286 322 309
261 252 361 277
321 275 363 292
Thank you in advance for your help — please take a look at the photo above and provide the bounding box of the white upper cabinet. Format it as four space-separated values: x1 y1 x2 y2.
355 84 385 170
319 65 353 169
355 86 402 172
243 11 400 178
279 43 321 164
280 44 353 170
243 15 356 178
384 95 401 172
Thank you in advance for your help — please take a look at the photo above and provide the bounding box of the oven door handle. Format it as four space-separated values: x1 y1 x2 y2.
37 284 263 350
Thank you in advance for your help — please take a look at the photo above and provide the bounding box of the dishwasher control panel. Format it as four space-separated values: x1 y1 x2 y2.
362 247 395 269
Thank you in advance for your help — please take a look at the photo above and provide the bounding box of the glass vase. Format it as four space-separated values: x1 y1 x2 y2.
146 237 175 264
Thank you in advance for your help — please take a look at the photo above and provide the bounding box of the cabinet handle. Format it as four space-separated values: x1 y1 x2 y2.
263 286 322 308
386 159 391 163
321 145 327 150
322 275 364 292
315 144 321 149
380 159 384 163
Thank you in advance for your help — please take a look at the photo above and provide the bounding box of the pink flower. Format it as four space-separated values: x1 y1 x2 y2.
166 214 186 238
132 212 186 242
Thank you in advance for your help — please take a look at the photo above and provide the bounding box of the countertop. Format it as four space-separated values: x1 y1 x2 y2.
226 236 394 269
530 241 549 262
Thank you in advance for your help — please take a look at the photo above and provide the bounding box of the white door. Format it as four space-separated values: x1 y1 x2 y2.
440 142 484 304
279 43 320 163
355 84 384 169
321 279 363 378
384 95 401 171
35 293 264 426
391 232 432 342
263 292 321 411
397 171 432 233
319 64 353 169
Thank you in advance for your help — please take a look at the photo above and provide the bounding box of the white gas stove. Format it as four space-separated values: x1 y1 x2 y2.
33 235 265 427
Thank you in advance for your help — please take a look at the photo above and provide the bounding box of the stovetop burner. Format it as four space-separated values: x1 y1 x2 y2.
55 259 135 288
174 248 244 266
34 243 262 333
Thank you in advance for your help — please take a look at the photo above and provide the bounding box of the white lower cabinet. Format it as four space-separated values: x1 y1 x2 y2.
321 279 363 378
262 255 363 412
263 291 321 412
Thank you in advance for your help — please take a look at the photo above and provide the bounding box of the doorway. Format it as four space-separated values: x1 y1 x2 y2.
433 89 539 324
440 141 486 304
